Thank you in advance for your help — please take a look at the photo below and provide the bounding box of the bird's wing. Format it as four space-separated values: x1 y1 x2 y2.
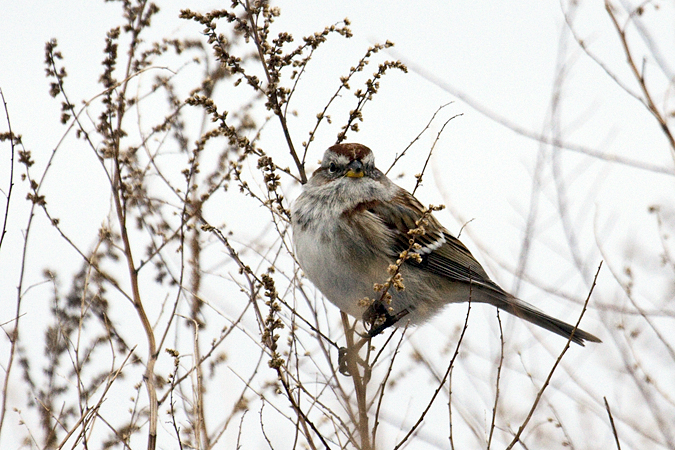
366 188 504 292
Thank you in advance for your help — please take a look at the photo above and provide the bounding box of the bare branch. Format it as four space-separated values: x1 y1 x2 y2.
505 261 602 450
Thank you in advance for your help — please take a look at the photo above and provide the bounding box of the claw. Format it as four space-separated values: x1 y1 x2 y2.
338 347 350 375
362 302 409 337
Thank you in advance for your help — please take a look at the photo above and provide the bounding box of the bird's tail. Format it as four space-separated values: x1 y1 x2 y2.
484 291 601 346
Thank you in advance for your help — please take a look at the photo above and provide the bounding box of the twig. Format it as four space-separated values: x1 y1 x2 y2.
604 397 622 450
342 313 371 450
447 367 454 450
277 362 330 450
385 102 453 175
393 296 472 450
389 47 675 177
411 113 461 196
561 2 643 104
168 360 185 450
371 325 407 445
605 0 675 165
336 55 407 145
55 347 137 449
244 0 306 183
0 88 15 252
487 310 504 449
259 401 274 449
505 261 602 450
0 87 17 435
235 410 248 450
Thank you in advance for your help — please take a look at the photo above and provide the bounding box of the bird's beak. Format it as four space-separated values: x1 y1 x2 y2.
345 160 364 178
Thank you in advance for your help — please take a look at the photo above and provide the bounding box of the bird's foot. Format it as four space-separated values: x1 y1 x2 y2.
362 301 409 337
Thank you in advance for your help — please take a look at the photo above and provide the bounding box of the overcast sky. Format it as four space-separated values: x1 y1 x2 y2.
1 1 674 448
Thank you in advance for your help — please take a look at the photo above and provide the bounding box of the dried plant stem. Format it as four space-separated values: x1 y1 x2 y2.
411 113 461 195
0 88 14 251
342 313 372 450
0 87 17 435
385 102 453 175
245 0 306 183
111 161 158 450
447 368 455 450
394 297 472 450
371 326 406 445
55 347 136 449
505 261 602 450
605 0 675 165
487 310 504 450
169 368 185 450
604 396 622 450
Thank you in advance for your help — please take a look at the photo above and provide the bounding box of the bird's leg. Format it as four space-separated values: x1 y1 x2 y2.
338 313 371 376
362 301 409 337
337 347 351 375
337 342 366 376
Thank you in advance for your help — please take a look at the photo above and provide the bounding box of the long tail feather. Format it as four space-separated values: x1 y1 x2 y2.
486 292 601 346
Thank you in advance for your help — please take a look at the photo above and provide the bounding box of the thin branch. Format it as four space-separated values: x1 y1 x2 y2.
447 367 455 450
393 297 472 450
55 346 137 449
605 0 675 165
0 87 17 434
385 102 453 175
411 113 461 195
487 310 504 450
389 47 675 177
342 313 371 450
505 261 602 450
561 1 643 104
372 325 407 445
0 88 15 252
604 397 622 450
244 0 305 183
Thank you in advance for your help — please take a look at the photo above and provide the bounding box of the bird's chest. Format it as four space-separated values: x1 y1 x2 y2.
293 215 391 316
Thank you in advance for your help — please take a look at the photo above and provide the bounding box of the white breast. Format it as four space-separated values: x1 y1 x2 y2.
291 174 399 319
292 217 382 317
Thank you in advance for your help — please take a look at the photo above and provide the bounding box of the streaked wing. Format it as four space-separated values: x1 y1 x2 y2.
423 232 503 291
367 188 504 292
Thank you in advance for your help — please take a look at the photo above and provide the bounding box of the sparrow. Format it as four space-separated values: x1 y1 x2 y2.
291 143 600 345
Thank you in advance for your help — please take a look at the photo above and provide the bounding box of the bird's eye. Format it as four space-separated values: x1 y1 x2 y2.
328 162 338 173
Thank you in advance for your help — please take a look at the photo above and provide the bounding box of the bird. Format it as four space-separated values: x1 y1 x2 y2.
291 143 600 345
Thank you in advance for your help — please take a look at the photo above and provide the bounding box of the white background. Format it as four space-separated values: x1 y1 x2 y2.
1 0 674 448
